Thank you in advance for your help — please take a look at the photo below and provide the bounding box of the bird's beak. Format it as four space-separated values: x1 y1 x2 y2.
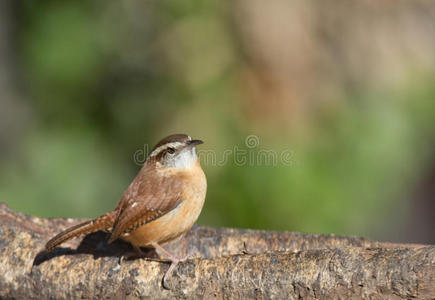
187 139 203 147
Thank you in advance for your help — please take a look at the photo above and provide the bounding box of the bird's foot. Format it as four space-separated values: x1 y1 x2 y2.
119 245 161 264
162 253 190 289
151 242 190 290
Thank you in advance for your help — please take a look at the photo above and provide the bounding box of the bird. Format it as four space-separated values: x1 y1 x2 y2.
45 133 207 288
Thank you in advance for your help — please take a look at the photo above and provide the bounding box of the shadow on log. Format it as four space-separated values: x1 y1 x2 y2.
0 203 434 299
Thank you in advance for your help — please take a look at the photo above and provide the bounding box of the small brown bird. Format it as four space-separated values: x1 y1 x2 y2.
45 134 207 287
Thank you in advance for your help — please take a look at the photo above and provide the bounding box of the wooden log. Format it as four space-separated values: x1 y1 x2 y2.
0 203 434 299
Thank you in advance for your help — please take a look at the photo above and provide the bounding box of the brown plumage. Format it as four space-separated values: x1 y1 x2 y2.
45 134 207 288
45 211 117 251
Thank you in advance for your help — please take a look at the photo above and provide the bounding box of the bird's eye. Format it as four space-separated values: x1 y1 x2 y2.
167 147 175 154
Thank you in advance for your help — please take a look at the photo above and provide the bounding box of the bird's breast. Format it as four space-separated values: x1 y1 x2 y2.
121 162 207 247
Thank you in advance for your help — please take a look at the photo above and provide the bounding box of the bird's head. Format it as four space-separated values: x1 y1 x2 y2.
148 134 203 169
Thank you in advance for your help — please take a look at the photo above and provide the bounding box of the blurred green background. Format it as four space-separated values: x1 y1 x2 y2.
1 0 434 243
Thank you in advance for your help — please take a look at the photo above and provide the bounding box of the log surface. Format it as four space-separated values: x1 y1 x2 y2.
0 203 434 299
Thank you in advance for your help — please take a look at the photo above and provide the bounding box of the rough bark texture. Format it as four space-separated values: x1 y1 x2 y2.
0 203 434 299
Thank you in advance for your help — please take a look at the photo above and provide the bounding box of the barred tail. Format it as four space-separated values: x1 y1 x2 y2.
45 211 116 251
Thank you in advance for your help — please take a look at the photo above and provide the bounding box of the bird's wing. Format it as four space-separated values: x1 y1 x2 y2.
108 168 185 243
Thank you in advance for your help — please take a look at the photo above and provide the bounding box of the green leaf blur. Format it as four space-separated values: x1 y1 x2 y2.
2 0 435 243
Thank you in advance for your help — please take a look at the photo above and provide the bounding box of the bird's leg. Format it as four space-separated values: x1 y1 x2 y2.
151 242 189 289
119 244 161 264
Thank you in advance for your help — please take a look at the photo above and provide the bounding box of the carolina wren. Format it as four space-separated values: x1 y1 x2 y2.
45 134 207 287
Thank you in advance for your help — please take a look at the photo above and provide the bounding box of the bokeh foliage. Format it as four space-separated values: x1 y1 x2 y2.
2 0 435 243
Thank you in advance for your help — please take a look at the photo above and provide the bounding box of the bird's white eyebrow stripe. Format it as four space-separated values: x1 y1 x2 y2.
149 142 184 157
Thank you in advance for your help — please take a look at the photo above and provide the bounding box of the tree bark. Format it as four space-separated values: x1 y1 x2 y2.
0 203 434 299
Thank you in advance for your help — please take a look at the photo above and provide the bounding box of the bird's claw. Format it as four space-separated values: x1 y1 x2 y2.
161 254 190 290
